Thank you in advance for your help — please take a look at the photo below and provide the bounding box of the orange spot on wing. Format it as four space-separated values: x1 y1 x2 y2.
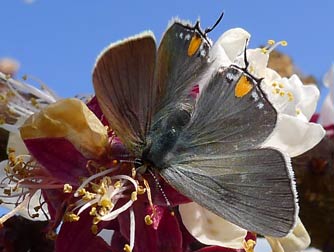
188 34 202 56
235 75 253 98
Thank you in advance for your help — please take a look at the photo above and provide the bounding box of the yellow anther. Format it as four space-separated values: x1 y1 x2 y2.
287 92 294 101
272 82 277 87
63 184 73 193
64 212 80 222
83 192 95 201
112 159 118 165
114 180 121 188
280 40 288 46
296 108 301 115
124 244 132 252
170 211 175 216
8 153 16 163
30 97 39 107
99 197 113 209
278 83 284 88
93 216 101 225
275 88 280 94
261 48 268 54
131 191 137 201
89 207 97 216
267 39 275 45
131 167 136 178
91 224 98 235
7 147 15 153
137 186 146 195
279 91 285 96
243 239 256 252
77 188 86 196
144 215 153 225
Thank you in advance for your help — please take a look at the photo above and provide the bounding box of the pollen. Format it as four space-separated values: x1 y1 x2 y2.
144 215 153 225
137 185 146 195
77 188 86 196
124 244 132 252
279 83 284 88
89 207 97 216
64 212 80 222
114 180 121 188
99 197 113 209
131 191 137 201
243 239 256 252
287 92 294 101
91 224 98 235
296 108 301 115
63 184 73 193
279 91 285 96
267 39 275 45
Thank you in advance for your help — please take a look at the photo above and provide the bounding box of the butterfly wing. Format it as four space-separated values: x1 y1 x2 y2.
153 20 211 123
161 148 297 237
93 33 156 155
160 67 298 236
93 21 211 156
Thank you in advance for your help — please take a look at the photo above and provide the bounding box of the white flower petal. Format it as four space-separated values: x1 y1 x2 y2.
263 114 325 157
246 48 269 78
179 202 246 249
323 64 334 88
266 217 310 252
319 95 334 126
213 28 250 63
262 75 319 121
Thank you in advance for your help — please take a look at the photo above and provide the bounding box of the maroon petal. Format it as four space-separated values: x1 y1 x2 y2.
118 203 183 252
24 137 89 184
86 96 109 126
56 211 112 252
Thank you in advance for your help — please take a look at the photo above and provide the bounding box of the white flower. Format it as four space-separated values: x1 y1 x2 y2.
179 202 247 249
318 64 334 132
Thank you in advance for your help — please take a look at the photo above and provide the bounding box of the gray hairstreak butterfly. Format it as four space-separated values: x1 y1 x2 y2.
92 18 298 237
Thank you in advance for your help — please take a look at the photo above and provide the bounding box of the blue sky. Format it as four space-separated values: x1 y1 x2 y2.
1 0 333 100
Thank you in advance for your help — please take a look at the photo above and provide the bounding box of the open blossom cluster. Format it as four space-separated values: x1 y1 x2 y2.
0 22 325 252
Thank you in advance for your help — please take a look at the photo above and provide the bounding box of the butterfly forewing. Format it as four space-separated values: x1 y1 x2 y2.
93 33 156 155
153 21 211 122
175 67 277 155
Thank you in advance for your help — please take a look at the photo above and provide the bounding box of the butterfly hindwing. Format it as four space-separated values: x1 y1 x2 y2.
161 148 297 237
